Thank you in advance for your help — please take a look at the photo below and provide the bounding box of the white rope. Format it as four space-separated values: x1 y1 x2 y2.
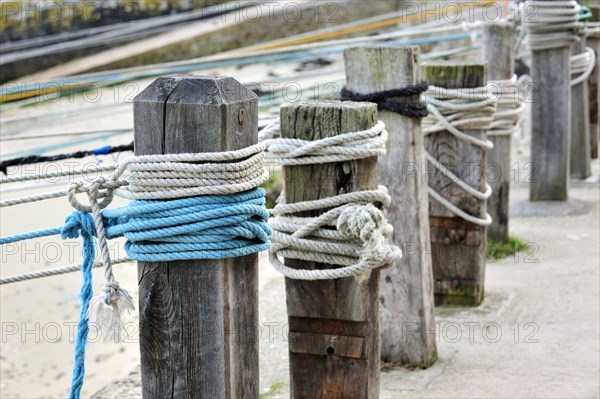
0 163 118 184
423 85 496 226
260 121 387 165
0 257 132 285
585 21 600 37
487 75 527 137
0 144 269 207
1 144 269 341
571 46 597 86
69 143 268 340
269 187 402 280
423 86 496 149
524 0 583 51
264 119 401 280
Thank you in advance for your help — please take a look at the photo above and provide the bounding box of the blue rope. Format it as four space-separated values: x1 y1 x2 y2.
61 211 97 399
103 188 272 261
0 188 271 398
0 226 62 245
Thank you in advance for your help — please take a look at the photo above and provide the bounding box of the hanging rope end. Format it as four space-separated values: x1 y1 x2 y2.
86 285 134 343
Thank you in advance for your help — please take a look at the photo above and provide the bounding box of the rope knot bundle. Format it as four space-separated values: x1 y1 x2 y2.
269 187 402 281
260 120 388 165
523 0 583 51
337 203 396 266
61 211 97 240
423 85 496 226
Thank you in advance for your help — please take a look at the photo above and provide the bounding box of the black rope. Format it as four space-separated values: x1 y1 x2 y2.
0 142 134 175
340 81 429 118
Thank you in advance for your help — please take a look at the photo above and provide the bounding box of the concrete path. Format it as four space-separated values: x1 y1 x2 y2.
93 159 600 399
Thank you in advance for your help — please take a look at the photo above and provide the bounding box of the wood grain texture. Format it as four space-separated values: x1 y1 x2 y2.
483 22 514 241
343 46 437 367
280 100 380 399
422 63 488 306
570 38 592 178
133 75 259 399
529 42 571 201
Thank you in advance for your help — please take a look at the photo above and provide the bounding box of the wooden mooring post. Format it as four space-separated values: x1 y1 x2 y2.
280 100 380 398
343 46 437 367
133 75 259 398
529 5 572 201
586 2 599 159
570 37 592 178
483 22 515 241
423 63 489 307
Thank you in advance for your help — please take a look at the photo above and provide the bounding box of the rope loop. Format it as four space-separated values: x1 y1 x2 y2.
571 46 597 87
423 85 496 226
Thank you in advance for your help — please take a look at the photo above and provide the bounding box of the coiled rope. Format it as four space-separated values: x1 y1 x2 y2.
261 121 387 165
523 0 583 51
423 86 497 226
103 189 271 261
261 120 402 280
487 75 527 137
269 187 401 280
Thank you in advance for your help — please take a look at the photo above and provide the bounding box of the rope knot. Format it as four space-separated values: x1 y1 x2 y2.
338 203 384 242
269 187 402 280
338 203 400 270
61 211 97 240
67 177 116 213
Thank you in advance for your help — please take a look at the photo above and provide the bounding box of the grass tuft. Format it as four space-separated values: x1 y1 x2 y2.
486 236 532 260
259 381 285 399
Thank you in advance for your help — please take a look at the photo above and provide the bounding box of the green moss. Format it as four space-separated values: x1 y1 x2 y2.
381 349 439 371
259 381 285 399
486 236 532 261
434 280 483 306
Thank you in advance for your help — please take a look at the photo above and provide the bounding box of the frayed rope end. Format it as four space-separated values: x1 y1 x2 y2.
86 287 134 343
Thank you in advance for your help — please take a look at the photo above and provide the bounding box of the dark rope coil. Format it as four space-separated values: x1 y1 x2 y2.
0 142 134 175
340 81 429 118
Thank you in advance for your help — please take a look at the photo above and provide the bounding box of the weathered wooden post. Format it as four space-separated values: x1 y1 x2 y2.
133 75 259 398
586 2 599 159
343 46 437 367
280 100 380 398
422 63 489 306
527 0 573 201
483 22 515 241
570 36 592 178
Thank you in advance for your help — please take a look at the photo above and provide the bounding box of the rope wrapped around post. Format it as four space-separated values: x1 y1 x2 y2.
339 81 429 118
423 85 497 226
487 75 527 137
0 143 272 398
261 118 402 280
523 0 583 51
